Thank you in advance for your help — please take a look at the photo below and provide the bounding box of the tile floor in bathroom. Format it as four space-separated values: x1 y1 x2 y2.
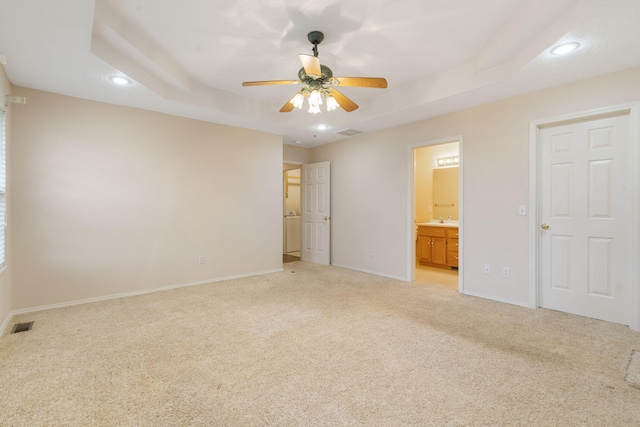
415 263 458 290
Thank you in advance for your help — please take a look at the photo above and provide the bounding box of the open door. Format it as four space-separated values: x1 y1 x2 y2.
301 162 330 264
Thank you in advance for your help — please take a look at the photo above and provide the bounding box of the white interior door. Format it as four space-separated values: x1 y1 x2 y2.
301 161 330 264
539 114 630 324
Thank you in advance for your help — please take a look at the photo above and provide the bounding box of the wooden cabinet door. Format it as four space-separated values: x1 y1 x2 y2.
432 237 447 265
417 236 432 263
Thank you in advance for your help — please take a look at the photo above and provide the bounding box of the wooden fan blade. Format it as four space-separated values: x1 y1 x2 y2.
299 54 321 77
330 89 359 112
333 77 387 88
281 91 307 112
280 96 296 113
242 80 301 86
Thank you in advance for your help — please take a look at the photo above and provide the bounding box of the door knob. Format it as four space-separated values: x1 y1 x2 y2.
541 223 549 230
323 216 330 221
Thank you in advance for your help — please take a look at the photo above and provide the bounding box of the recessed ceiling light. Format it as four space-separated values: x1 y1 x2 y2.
315 124 329 130
550 42 581 56
109 76 132 85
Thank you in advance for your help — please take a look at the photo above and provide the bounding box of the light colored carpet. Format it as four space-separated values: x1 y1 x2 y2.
1 261 639 426
627 350 640 390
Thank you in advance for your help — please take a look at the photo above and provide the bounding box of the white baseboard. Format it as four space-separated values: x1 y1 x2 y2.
7 268 284 318
460 289 530 308
331 263 409 282
330 263 529 308
0 312 12 336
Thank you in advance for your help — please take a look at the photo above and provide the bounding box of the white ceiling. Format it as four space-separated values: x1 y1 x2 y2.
1 0 639 147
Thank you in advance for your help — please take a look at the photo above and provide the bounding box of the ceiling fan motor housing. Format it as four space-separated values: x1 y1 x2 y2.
298 64 333 83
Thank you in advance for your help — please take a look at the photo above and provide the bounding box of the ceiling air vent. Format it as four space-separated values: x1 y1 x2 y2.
333 128 363 137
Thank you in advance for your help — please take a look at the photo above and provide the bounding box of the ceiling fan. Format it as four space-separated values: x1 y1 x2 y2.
242 31 387 113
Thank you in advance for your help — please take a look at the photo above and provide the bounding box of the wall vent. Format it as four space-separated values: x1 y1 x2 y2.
333 128 363 137
5 95 26 104
11 321 34 334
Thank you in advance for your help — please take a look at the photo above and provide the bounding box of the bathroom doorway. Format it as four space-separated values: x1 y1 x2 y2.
283 166 301 262
411 139 461 290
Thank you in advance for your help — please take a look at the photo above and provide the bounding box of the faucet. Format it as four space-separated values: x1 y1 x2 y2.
438 217 444 223
448 216 452 221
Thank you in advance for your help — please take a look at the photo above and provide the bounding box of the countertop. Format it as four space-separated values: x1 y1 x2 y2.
416 221 459 228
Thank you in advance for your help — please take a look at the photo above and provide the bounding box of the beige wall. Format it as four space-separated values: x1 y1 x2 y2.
310 66 640 305
0 65 11 330
10 88 283 310
283 144 309 165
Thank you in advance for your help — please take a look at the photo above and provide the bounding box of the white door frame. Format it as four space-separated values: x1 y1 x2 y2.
407 135 464 292
528 102 640 330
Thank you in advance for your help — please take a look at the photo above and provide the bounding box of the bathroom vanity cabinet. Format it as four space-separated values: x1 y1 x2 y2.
417 225 458 268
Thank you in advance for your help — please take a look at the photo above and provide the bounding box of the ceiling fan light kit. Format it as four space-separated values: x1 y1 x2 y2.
242 31 387 114
289 87 339 114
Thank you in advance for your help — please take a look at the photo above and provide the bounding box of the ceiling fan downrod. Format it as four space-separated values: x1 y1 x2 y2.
307 31 324 57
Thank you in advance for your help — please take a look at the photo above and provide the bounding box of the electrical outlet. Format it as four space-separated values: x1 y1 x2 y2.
484 264 491 274
198 255 205 264
502 267 510 278
369 249 375 257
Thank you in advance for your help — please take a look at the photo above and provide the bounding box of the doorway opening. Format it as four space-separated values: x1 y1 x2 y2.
282 161 332 265
411 138 462 291
283 165 301 263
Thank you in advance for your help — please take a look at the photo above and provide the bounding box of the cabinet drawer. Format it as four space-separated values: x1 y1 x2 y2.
447 236 459 267
417 226 446 237
446 228 459 238
447 251 459 267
